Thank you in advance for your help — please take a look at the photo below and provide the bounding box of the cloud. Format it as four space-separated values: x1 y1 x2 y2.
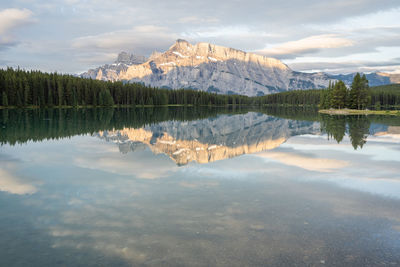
0 8 34 48
288 58 400 73
178 16 219 24
258 34 354 59
107 0 400 28
181 26 281 51
71 25 178 58
2 0 400 73
0 8 33 35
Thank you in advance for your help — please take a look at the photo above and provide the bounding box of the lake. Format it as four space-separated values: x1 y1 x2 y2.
1 107 400 266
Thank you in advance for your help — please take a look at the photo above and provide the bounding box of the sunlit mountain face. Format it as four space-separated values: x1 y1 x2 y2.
81 40 334 96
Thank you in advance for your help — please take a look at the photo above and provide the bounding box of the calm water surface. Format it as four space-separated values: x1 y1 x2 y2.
1 107 400 266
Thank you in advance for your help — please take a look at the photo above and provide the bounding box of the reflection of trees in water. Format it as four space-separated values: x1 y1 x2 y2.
321 115 370 150
320 115 346 143
348 116 370 150
0 107 249 145
0 107 378 150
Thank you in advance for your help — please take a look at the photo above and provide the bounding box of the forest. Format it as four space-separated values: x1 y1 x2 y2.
259 74 400 109
1 68 400 109
0 68 252 108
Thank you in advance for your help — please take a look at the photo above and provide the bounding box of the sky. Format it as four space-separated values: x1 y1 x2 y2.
0 0 399 74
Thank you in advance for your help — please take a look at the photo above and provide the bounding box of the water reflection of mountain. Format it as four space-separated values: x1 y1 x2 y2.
98 113 320 165
1 107 398 154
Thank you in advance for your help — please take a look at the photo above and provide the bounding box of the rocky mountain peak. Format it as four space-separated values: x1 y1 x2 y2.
115 51 147 65
148 51 162 61
169 39 193 53
164 40 290 70
81 40 338 95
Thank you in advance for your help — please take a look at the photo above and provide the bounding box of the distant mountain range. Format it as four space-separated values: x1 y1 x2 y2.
329 72 400 87
81 39 399 96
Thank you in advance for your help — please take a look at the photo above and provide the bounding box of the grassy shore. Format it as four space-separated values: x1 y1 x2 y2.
319 108 400 116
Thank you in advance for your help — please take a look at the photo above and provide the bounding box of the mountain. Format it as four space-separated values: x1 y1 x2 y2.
81 51 147 81
81 40 399 95
97 112 320 165
375 72 400 84
328 72 400 87
81 39 334 96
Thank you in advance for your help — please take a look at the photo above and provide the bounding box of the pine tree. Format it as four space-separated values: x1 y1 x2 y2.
99 89 114 106
92 90 98 106
349 73 370 109
349 73 362 109
57 80 64 106
48 84 53 106
23 79 30 106
330 81 347 109
2 91 8 106
320 82 332 109
359 74 370 109
65 80 73 106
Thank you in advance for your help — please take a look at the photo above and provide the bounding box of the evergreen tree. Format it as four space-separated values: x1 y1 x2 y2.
349 73 370 109
65 79 73 105
359 74 370 109
2 91 8 106
57 80 64 106
99 89 114 106
48 84 53 106
160 92 168 105
23 79 30 106
349 73 361 109
330 81 347 109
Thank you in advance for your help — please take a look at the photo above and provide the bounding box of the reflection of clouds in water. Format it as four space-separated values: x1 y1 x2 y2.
273 135 400 199
257 151 349 172
60 137 175 179
41 188 320 265
180 164 247 180
329 175 400 200
74 155 174 179
286 134 400 162
369 134 400 144
0 155 37 195
0 167 37 195
37 172 400 266
65 137 178 179
1 132 400 265
179 180 219 188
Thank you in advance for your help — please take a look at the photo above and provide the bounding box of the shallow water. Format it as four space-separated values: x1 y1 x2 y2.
1 107 400 266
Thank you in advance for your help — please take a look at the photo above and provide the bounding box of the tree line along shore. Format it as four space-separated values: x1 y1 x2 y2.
1 68 399 112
